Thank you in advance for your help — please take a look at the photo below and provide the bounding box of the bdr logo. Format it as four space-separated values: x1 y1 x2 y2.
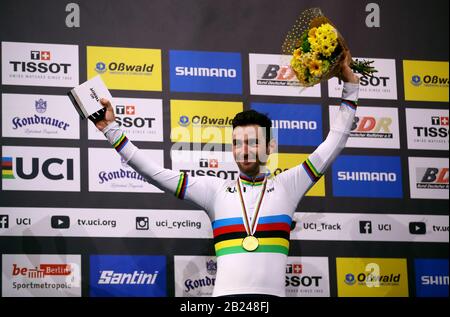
90 255 166 297
332 155 403 198
2 146 80 191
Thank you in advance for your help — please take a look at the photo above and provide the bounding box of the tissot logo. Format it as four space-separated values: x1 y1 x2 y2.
172 151 239 181
2 42 79 87
329 58 397 100
51 215 70 229
88 98 163 142
199 159 219 169
285 257 330 297
116 105 135 115
286 264 303 274
415 117 449 138
170 50 242 94
114 105 155 128
30 50 51 60
406 109 449 150
10 50 71 74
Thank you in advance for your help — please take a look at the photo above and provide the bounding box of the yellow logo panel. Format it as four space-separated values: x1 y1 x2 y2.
336 258 409 297
403 60 449 102
266 153 325 197
171 100 243 144
87 46 162 91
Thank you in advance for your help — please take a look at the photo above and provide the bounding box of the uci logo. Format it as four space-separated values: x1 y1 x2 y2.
4 157 74 180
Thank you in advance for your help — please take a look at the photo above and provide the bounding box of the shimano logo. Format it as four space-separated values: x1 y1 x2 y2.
98 270 159 285
175 66 237 78
272 120 317 130
421 275 449 286
338 171 397 182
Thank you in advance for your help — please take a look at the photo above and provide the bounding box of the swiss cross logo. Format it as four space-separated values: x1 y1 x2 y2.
125 105 136 115
209 159 219 168
431 116 449 126
40 51 51 60
30 50 51 61
292 264 302 274
286 263 303 275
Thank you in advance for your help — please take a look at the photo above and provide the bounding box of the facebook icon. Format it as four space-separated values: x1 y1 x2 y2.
0 215 9 229
359 221 372 234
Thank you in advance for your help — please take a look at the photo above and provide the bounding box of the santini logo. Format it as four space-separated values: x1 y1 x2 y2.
98 270 159 285
175 67 237 78
338 171 397 182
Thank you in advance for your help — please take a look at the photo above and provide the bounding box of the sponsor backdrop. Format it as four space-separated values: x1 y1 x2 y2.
0 0 448 298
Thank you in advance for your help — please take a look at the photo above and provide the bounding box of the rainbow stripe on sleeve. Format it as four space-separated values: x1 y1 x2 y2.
113 133 129 153
302 158 323 183
212 215 292 257
175 172 188 199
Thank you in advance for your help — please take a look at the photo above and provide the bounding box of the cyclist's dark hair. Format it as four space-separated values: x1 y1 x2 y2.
232 110 272 145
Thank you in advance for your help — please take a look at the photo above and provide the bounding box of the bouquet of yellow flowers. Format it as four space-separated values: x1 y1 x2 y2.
282 7 377 87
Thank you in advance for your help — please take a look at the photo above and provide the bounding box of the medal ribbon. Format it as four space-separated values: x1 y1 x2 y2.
237 176 267 236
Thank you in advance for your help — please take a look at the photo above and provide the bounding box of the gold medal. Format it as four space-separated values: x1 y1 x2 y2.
242 235 259 252
237 175 267 253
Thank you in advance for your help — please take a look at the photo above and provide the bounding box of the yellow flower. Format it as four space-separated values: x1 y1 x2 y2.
293 48 302 59
308 27 317 39
312 23 339 56
308 59 323 77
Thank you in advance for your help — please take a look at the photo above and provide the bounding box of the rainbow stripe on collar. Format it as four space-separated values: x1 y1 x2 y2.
212 215 292 257
239 173 266 186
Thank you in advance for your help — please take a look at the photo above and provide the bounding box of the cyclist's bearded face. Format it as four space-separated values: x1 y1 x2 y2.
232 125 269 176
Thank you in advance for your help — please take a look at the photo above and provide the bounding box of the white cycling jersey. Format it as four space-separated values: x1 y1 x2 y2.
103 82 359 297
